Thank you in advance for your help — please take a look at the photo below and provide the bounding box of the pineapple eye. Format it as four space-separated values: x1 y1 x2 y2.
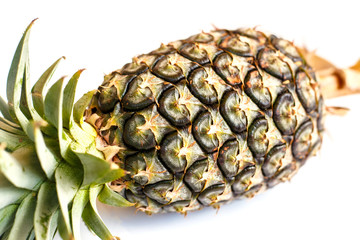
122 76 155 111
273 89 297 135
125 154 148 185
262 144 287 178
220 90 248 134
258 48 292 81
197 184 225 206
97 85 119 113
159 132 187 173
143 180 174 204
232 165 256 195
247 117 269 159
292 120 314 161
213 52 242 86
192 111 219 153
219 35 252 57
218 140 240 178
188 67 218 105
271 37 302 63
179 42 210 65
120 61 148 75
244 70 272 110
123 113 157 150
188 32 214 43
296 69 317 114
125 151 173 186
158 87 191 127
184 159 208 192
152 54 184 83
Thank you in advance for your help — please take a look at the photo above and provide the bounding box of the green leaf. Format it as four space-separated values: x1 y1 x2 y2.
69 120 96 149
98 184 134 207
34 181 59 240
44 77 74 161
55 162 82 235
0 117 26 135
0 117 21 130
82 202 113 240
21 60 44 123
82 185 119 240
59 130 81 166
6 20 35 138
32 57 64 117
7 193 36 240
0 146 45 190
0 205 18 236
44 78 78 164
0 173 29 209
19 58 32 120
0 96 13 122
93 168 126 186
63 69 84 130
89 185 103 213
71 189 89 240
33 122 59 179
44 77 64 129
0 128 30 151
73 150 116 186
57 211 71 240
73 90 97 125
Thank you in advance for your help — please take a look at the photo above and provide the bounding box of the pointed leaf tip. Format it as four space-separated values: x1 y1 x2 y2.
44 77 65 128
63 69 85 129
6 19 35 137
32 57 65 117
98 184 134 207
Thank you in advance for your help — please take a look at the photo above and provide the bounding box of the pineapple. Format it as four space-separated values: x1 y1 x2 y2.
0 21 358 240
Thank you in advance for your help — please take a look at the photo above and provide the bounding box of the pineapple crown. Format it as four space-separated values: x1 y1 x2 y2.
0 20 133 240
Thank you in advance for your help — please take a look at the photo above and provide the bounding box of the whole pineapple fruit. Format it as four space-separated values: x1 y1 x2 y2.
87 28 323 213
0 21 358 240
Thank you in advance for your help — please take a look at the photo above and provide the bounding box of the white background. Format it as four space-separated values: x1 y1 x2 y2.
0 1 360 240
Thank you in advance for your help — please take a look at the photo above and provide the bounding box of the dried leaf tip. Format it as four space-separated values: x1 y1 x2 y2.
325 106 350 116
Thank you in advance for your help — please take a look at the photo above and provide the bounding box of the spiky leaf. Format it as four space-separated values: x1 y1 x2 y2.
7 193 36 240
32 57 64 117
82 201 113 240
63 69 84 130
34 182 59 240
0 117 26 135
98 184 134 207
71 189 89 240
0 205 18 236
33 122 60 179
0 173 29 209
0 129 30 151
0 96 12 122
73 90 97 125
0 146 44 190
6 20 35 139
57 211 71 240
73 151 121 186
44 78 64 129
55 162 82 235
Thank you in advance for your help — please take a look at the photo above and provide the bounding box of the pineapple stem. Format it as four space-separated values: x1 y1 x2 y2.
300 48 360 99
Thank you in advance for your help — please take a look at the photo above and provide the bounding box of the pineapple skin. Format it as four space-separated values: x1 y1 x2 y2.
85 28 324 214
